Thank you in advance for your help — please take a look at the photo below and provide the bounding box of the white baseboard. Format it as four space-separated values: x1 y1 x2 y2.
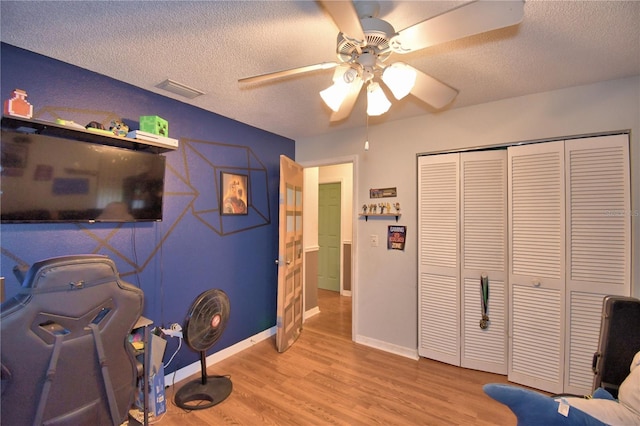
164 326 276 385
304 306 320 320
354 334 419 360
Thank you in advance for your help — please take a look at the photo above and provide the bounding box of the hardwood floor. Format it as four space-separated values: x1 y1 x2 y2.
153 289 516 425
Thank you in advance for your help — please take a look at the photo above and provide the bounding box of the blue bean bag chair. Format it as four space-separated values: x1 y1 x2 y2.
484 351 640 426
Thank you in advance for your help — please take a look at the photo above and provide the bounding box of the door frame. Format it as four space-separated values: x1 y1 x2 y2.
299 155 358 341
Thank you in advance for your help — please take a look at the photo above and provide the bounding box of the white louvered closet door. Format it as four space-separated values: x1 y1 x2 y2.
460 150 508 374
563 134 631 395
418 153 460 364
508 141 566 394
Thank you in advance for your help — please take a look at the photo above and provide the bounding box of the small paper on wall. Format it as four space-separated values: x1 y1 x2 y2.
388 225 406 250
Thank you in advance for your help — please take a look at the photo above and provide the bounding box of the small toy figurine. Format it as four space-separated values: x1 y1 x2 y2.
140 115 168 137
4 89 33 119
394 202 401 213
109 119 129 137
86 121 105 130
379 203 386 214
362 204 368 214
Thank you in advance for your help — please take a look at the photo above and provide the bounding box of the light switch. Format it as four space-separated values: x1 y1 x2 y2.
370 234 379 247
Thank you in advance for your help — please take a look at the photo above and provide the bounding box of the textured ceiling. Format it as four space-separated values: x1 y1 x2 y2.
1 1 639 140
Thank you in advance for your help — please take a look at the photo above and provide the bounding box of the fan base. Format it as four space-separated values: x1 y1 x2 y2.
174 375 232 410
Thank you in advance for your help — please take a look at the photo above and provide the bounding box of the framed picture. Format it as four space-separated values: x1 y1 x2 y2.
220 172 248 215
370 187 397 198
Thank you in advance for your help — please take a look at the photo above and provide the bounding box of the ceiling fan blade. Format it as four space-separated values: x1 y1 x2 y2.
330 78 363 122
239 62 338 84
319 0 366 45
410 67 458 109
391 0 525 53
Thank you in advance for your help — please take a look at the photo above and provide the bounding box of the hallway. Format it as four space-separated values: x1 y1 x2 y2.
313 288 352 339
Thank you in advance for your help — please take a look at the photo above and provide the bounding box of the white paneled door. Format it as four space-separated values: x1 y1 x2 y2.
418 150 508 374
508 141 566 394
563 135 631 394
418 133 630 392
460 150 508 374
507 135 631 394
418 153 460 365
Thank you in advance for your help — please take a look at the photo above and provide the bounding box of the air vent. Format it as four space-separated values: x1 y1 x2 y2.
155 79 205 99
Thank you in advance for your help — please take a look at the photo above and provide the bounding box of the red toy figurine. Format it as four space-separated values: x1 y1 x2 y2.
4 88 33 119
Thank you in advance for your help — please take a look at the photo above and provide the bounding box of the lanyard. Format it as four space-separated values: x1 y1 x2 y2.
480 274 490 329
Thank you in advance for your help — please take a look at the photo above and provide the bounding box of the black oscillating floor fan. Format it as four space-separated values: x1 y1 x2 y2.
174 289 232 410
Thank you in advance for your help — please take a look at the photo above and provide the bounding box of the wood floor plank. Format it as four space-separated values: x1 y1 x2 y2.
151 290 516 425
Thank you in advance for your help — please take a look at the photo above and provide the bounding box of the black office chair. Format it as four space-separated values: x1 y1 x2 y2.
0 255 143 425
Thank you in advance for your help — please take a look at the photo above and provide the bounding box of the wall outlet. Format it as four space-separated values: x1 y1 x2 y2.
162 323 183 338
370 234 379 247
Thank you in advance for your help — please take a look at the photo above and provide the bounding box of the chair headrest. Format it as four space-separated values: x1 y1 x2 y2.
19 255 116 292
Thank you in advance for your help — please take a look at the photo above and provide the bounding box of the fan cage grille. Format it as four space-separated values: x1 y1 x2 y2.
183 289 230 353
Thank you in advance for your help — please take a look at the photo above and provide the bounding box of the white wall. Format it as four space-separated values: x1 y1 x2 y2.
303 167 319 249
302 167 319 314
296 76 640 356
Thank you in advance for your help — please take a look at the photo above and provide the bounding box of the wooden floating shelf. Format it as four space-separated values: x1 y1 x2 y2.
359 213 401 222
2 116 174 153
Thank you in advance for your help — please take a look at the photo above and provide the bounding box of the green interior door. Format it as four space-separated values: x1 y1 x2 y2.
318 182 341 292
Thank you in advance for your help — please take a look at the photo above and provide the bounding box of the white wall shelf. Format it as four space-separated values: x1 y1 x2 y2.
2 116 174 153
359 213 401 222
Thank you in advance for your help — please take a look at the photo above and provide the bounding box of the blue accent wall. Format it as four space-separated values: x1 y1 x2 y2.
1 43 295 372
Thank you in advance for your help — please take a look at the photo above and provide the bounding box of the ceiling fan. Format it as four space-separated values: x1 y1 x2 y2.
239 0 525 122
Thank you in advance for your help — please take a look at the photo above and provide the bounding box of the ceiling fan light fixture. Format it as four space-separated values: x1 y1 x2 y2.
320 81 350 112
240 0 525 122
366 82 391 116
382 62 416 100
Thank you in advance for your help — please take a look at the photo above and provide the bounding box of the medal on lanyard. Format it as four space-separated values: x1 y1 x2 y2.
480 274 490 329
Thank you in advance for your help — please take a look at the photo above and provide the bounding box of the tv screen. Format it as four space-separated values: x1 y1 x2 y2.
1 129 166 223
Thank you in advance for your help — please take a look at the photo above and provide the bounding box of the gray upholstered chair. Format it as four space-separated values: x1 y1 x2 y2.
0 255 143 425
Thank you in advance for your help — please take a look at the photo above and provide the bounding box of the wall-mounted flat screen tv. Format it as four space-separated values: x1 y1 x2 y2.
1 129 166 223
